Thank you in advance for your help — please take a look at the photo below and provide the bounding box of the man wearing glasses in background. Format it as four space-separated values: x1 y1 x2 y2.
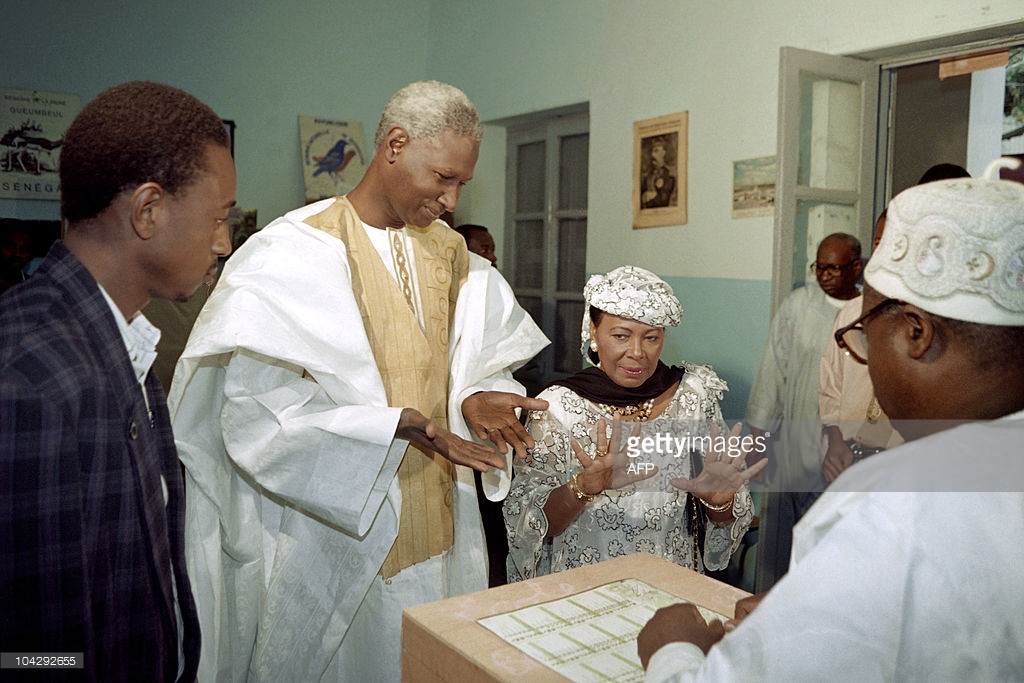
745 232 862 592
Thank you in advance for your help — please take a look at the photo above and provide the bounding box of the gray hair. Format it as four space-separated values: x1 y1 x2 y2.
374 80 483 148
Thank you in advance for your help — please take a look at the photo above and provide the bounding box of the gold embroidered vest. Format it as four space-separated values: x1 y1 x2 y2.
305 197 469 578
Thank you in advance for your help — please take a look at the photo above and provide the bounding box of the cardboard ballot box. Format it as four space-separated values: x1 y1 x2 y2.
402 552 749 682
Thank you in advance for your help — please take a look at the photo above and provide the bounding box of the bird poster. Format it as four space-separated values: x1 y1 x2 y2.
299 115 368 203
1 88 80 200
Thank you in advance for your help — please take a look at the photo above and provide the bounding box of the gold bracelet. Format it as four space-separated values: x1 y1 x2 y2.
567 473 596 502
698 496 733 513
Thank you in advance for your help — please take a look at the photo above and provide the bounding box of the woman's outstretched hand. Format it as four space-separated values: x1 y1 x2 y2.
571 416 658 496
462 391 550 458
669 422 768 508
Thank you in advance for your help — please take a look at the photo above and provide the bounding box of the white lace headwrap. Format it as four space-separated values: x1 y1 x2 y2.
581 265 683 360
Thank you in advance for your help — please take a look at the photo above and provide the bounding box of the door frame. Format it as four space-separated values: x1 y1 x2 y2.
773 21 1024 314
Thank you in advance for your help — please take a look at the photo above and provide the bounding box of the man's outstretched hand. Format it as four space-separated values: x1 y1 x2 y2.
462 391 549 458
397 408 504 472
638 603 725 669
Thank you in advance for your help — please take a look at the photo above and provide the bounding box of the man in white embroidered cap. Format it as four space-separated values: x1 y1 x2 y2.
638 158 1024 681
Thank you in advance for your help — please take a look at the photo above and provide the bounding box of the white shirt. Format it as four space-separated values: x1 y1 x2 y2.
97 286 184 682
645 411 1024 682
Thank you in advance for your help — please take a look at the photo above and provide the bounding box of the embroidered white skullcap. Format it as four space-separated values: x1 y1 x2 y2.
864 157 1024 326
580 265 683 359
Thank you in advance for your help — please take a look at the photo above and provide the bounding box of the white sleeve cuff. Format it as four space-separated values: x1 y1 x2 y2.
644 642 706 683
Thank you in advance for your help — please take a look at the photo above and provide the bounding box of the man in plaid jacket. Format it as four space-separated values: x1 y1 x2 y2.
0 81 236 682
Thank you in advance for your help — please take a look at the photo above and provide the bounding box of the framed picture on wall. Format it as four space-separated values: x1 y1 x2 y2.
632 111 688 229
298 115 368 203
732 155 777 218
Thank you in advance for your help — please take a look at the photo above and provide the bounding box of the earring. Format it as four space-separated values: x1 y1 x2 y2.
590 340 598 352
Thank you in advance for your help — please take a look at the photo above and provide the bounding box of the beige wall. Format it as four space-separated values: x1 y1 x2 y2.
431 0 1023 282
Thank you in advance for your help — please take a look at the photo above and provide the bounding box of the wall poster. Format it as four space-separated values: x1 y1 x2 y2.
732 155 777 218
1 88 80 200
299 115 368 203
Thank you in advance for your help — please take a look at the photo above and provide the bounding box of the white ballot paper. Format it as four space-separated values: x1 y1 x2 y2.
477 578 728 682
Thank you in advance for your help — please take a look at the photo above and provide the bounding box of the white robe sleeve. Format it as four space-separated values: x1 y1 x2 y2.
644 643 707 683
643 420 1024 682
642 491 906 682
745 295 793 433
169 220 411 537
220 349 404 536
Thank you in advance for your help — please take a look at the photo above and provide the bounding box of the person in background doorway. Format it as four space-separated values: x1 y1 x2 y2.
817 164 969 484
819 213 902 484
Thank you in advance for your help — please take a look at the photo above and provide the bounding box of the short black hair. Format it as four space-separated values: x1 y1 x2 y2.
821 232 862 260
455 224 490 241
60 81 229 223
875 301 1024 370
917 163 970 185
939 316 1024 371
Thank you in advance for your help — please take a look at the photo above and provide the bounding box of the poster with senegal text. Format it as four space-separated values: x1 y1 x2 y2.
1 88 80 200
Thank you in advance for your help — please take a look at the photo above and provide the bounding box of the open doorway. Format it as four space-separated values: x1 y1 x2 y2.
771 25 1024 312
888 44 1023 197
889 61 971 194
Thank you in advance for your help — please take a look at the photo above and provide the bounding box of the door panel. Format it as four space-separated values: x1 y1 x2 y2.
774 47 879 311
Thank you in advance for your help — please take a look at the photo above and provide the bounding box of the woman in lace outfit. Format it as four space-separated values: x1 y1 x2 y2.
503 266 766 581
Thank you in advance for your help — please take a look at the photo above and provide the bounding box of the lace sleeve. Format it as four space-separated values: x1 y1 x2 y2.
502 387 580 581
684 363 755 571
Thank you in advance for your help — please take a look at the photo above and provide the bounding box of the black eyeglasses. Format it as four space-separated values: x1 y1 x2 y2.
834 298 906 365
810 259 860 277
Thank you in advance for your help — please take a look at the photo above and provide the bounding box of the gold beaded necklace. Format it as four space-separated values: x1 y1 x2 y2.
595 398 655 421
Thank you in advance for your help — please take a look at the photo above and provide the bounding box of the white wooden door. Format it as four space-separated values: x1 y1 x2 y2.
773 47 879 312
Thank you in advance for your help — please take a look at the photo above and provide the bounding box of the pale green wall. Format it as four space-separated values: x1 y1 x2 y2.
2 0 1021 411
424 0 1022 410
0 0 434 224
432 0 1023 284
